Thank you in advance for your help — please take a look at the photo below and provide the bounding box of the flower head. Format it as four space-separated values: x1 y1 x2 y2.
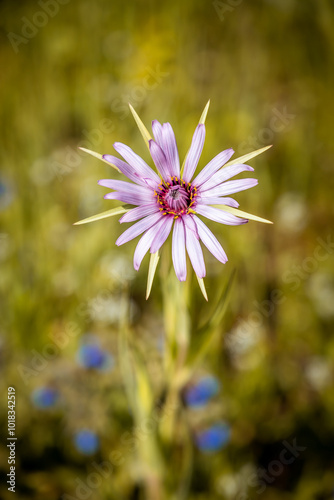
195 422 231 453
184 375 220 408
31 387 59 409
76 102 272 298
73 429 99 455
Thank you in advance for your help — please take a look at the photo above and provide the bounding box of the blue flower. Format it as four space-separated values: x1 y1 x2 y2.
77 341 113 370
184 376 220 408
195 422 231 453
74 430 99 455
31 387 58 409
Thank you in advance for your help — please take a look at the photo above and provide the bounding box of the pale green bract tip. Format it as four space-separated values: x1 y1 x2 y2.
78 147 120 172
146 251 160 300
74 206 130 225
129 104 152 150
224 145 272 168
196 276 208 301
213 205 273 224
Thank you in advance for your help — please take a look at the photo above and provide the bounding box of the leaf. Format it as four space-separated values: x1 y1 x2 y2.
146 251 160 299
78 147 120 172
196 276 208 301
74 205 131 225
213 205 273 224
181 100 210 176
129 104 152 150
224 145 272 168
199 100 210 125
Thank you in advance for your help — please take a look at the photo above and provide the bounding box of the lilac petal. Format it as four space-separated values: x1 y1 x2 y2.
104 191 152 205
185 221 206 279
119 203 159 223
193 216 227 263
200 178 258 198
197 196 239 207
161 123 180 177
193 149 234 187
152 120 164 146
182 124 206 183
196 204 248 225
98 179 152 196
133 224 161 271
183 213 199 237
149 140 171 180
150 215 174 253
102 155 151 187
200 164 254 192
113 142 160 184
172 218 187 281
116 213 163 246
152 121 180 177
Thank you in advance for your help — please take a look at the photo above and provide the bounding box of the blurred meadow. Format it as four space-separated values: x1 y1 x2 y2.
1 0 334 498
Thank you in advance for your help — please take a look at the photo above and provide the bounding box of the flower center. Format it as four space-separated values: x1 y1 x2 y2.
154 176 197 217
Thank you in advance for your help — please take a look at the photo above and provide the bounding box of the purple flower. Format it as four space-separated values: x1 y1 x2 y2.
184 375 220 408
195 422 231 453
77 342 112 370
73 430 99 455
76 103 272 297
31 387 58 409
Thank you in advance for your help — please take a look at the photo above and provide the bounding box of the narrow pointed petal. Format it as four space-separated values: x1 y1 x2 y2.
149 140 171 180
152 120 163 147
116 213 163 246
104 191 153 205
196 204 248 225
98 179 152 196
161 122 180 177
182 124 206 182
150 215 174 253
193 216 228 263
113 142 160 184
198 196 239 207
193 149 234 187
224 145 272 167
102 154 151 187
134 224 161 271
172 218 187 281
200 178 258 198
185 224 206 279
119 203 159 223
200 164 254 192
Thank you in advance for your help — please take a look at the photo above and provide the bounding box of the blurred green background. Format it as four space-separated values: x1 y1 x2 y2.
1 0 334 498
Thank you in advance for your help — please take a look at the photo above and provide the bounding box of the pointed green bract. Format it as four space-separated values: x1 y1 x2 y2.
196 276 208 301
224 145 272 168
181 100 210 176
213 205 273 224
74 205 130 225
146 251 160 299
129 104 152 150
78 147 120 172
199 100 210 125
